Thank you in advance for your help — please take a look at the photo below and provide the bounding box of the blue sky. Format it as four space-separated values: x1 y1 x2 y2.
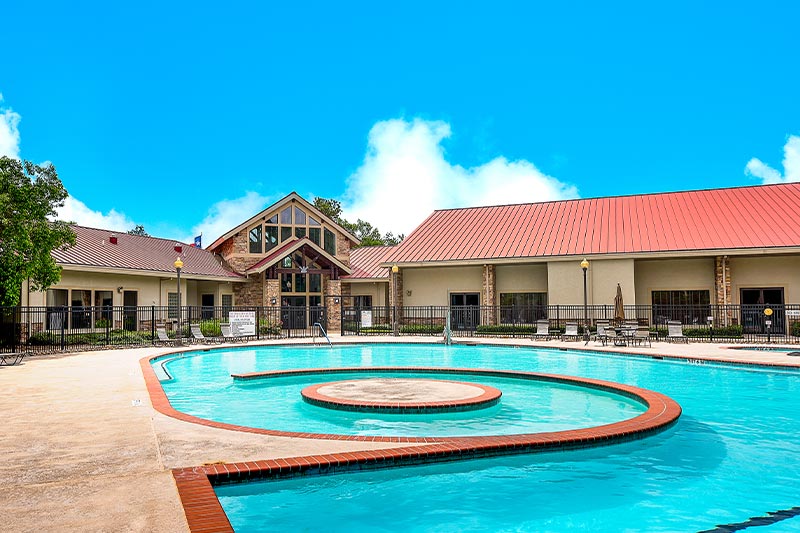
1 1 799 243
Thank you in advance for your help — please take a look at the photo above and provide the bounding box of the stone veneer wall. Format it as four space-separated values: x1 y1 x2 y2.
714 256 733 325
481 264 497 325
325 279 342 333
336 233 351 268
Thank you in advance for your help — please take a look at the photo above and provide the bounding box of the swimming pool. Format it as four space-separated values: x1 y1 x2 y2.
155 344 800 532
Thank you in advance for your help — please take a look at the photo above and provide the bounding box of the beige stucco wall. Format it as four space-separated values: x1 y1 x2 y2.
347 281 388 306
403 266 482 306
24 270 236 308
495 264 548 295
634 258 715 305
547 258 635 305
729 255 800 303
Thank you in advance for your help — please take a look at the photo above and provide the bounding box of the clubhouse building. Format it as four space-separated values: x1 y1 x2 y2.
23 182 800 333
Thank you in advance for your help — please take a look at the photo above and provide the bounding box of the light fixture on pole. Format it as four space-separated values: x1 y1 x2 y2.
391 265 399 336
174 257 183 346
580 258 589 344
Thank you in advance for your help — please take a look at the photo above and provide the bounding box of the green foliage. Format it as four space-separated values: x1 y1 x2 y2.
259 318 281 335
199 320 222 337
400 324 444 334
95 318 110 329
0 157 76 305
684 325 743 338
476 324 536 335
312 196 404 247
356 324 392 333
27 329 153 346
127 224 149 237
792 321 800 337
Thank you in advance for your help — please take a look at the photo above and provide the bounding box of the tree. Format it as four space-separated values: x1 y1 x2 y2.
0 157 76 306
312 196 404 247
127 224 149 237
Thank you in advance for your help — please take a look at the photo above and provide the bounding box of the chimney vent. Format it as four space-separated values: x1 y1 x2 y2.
109 235 118 245
174 243 183 253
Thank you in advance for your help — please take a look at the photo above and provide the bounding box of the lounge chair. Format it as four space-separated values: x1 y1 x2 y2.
666 321 688 343
221 323 247 343
154 325 177 346
531 320 552 341
0 350 28 366
561 322 581 341
190 324 221 344
595 321 610 344
633 326 653 347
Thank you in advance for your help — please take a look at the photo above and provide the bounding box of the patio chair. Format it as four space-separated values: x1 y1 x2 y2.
561 322 581 341
633 326 653 347
0 350 28 366
221 323 247 343
531 320 552 341
666 321 689 343
190 324 221 344
595 321 610 344
155 325 176 346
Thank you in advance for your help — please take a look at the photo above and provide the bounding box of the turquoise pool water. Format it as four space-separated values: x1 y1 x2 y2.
156 344 800 532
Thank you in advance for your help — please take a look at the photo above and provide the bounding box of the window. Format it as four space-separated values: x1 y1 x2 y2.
309 216 321 226
294 207 306 225
651 290 711 325
71 289 92 328
281 226 293 242
265 226 278 251
499 293 547 324
94 290 113 325
46 289 68 330
295 273 306 293
280 206 292 224
222 294 233 318
283 256 293 268
309 273 321 292
295 227 306 239
354 295 372 308
266 214 278 224
168 292 179 318
324 228 336 255
281 273 293 292
309 227 321 246
249 226 262 254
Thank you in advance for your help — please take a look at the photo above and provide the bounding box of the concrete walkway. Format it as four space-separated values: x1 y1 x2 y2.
1 336 797 532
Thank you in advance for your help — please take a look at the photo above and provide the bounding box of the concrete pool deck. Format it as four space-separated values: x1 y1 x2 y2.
1 336 798 532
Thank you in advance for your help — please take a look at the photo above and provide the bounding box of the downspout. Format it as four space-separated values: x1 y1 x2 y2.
723 256 728 326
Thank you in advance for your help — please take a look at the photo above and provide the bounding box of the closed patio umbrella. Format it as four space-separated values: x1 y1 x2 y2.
614 283 625 323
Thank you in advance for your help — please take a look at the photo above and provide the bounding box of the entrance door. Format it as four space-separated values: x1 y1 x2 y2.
201 294 215 320
123 291 138 331
450 293 480 330
282 296 307 329
740 288 785 334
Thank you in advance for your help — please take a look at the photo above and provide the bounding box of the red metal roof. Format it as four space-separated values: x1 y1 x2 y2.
343 246 394 280
53 226 243 279
384 183 800 264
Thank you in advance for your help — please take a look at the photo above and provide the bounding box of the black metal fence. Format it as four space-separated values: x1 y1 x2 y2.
342 303 800 343
3 302 799 355
0 305 326 354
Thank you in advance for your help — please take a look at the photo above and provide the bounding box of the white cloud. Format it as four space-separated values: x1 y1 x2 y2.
187 191 274 246
56 196 137 231
342 118 578 235
0 93 21 159
745 135 800 184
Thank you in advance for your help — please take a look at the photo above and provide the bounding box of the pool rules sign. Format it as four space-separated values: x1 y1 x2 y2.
229 311 256 337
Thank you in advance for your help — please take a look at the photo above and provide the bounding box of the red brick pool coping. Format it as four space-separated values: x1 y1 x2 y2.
141 356 682 533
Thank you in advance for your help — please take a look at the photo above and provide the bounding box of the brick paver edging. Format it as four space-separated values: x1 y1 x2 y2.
144 355 681 532
300 378 502 413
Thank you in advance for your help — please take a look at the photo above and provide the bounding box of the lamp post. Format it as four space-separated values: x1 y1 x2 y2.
174 257 183 346
391 265 399 336
580 258 589 344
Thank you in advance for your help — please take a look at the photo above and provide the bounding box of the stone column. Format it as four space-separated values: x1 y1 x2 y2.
714 256 732 325
388 267 403 334
325 278 342 334
481 264 497 325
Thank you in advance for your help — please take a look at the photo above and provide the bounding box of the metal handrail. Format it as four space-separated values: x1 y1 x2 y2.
313 322 331 347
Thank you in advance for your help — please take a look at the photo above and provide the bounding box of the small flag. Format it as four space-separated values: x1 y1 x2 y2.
194 235 202 249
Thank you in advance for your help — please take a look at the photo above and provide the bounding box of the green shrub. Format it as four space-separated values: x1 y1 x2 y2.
791 321 800 337
476 324 536 335
683 325 743 338
360 325 392 333
199 320 222 337
95 318 110 329
259 318 282 335
400 324 444 334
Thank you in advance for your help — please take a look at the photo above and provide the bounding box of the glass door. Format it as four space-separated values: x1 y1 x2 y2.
450 293 480 330
740 288 785 334
282 296 307 329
